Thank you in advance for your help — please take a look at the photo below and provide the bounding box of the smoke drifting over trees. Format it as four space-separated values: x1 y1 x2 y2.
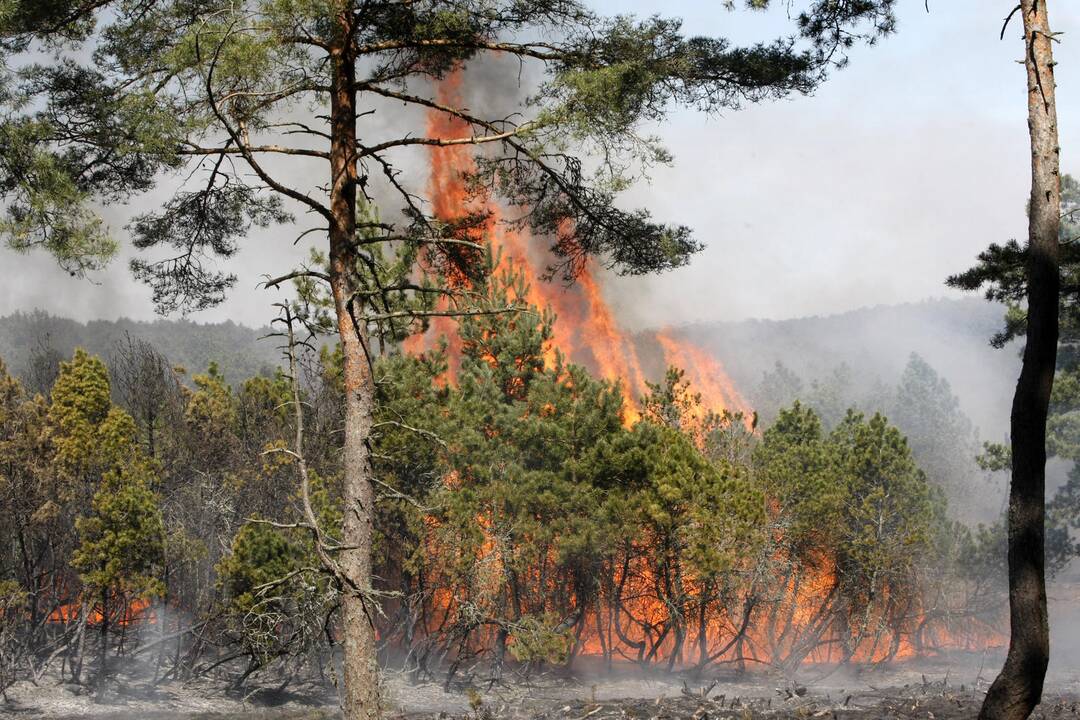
1 2 1078 719
0 278 1067 703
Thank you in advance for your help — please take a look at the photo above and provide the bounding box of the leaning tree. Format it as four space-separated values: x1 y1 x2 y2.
0 0 893 716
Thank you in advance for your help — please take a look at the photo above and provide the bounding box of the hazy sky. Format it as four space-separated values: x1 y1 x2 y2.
2 0 1078 329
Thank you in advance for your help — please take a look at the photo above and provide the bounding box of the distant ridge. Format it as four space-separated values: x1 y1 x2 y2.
1 298 1017 437
653 297 1017 439
0 310 280 387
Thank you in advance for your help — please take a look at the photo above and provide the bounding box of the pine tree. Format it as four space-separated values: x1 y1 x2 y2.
948 1 1065 704
890 354 979 515
1 2 896 714
71 461 165 690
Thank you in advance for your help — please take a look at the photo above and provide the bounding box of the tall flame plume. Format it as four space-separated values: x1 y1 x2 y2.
406 68 749 425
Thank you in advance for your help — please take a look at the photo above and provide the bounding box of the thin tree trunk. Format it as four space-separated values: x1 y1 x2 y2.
147 406 156 459
979 2 1060 718
97 588 108 695
173 612 184 680
696 580 711 671
156 577 168 680
594 602 610 671
327 9 380 719
69 600 90 686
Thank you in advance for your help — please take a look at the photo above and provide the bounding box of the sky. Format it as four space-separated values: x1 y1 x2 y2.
1 0 1078 330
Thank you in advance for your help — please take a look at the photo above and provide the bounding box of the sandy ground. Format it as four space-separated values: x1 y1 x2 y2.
3 652 1080 719
1 672 336 719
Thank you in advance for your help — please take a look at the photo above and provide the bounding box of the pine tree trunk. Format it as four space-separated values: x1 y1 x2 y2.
156 575 167 679
72 601 89 685
97 588 108 695
979 2 1060 718
328 8 380 719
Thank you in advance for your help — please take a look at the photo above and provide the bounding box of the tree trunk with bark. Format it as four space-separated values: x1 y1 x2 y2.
327 8 381 720
97 588 108 695
979 2 1060 718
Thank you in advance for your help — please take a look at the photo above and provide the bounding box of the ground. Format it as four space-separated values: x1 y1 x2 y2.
3 655 1080 719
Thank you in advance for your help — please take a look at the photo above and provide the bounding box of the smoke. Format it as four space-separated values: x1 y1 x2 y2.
4 0 1080 684
4 0 1078 333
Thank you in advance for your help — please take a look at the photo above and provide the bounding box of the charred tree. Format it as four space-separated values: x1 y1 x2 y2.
979 2 1061 719
109 333 182 460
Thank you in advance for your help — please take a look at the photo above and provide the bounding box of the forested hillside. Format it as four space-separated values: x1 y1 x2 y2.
668 297 1018 442
1 297 1022 527
3 297 1013 433
0 311 280 389
2 300 1018 523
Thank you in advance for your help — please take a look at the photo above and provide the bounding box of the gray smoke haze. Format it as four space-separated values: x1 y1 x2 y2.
2 0 1075 474
2 1 1079 515
3 0 1078 332
598 0 1080 331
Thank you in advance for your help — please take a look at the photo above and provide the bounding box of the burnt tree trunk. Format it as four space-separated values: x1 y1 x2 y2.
327 9 381 719
696 580 711 671
97 588 108 694
979 2 1060 718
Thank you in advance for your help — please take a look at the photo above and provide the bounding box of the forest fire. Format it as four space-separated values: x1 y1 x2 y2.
12 69 1009 690
405 68 747 427
413 524 1005 674
391 69 1010 677
3 0 1073 716
48 598 155 627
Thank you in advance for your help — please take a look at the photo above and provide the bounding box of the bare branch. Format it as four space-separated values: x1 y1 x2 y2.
360 124 533 157
196 22 334 223
179 144 330 160
355 38 565 61
262 269 332 289
371 420 448 448
363 304 524 323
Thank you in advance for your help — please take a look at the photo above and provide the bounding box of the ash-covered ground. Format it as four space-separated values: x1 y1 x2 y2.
5 653 1080 720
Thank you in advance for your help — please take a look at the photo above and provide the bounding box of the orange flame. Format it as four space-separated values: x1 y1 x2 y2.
396 67 1008 673
408 67 747 427
49 596 155 627
654 330 753 426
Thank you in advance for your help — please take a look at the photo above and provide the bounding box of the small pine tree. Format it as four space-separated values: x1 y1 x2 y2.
72 463 166 599
72 461 165 690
